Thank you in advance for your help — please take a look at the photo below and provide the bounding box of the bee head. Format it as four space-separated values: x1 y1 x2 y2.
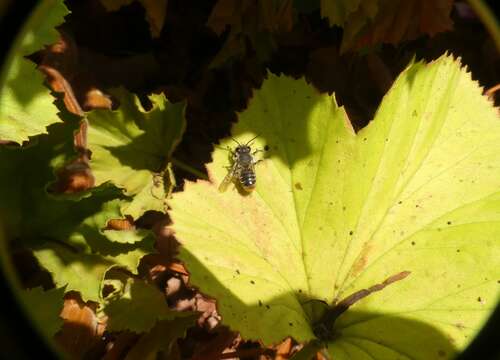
235 145 251 154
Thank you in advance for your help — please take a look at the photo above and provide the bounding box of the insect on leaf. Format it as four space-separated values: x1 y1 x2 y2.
169 55 500 359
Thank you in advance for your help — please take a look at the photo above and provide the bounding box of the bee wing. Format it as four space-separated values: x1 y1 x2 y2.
218 163 237 192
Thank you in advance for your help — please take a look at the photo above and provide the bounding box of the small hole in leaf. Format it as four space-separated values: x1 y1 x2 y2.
250 280 255 285
349 230 353 236
411 241 415 246
477 297 482 302
447 221 452 225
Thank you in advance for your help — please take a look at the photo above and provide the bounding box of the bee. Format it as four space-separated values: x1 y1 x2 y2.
219 136 263 193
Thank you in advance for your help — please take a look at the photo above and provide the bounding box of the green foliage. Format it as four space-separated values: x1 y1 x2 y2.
19 286 65 338
0 121 155 302
0 0 68 143
169 55 500 357
104 278 194 333
86 88 185 219
124 315 198 360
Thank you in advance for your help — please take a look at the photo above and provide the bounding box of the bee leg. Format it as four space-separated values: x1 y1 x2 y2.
252 148 264 155
253 159 263 166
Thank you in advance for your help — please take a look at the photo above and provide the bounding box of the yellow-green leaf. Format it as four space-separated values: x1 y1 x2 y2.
169 55 500 358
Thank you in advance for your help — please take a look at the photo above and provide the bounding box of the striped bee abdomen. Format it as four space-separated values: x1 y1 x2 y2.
239 168 256 191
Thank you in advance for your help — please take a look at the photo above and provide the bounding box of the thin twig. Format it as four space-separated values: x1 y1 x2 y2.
467 0 500 52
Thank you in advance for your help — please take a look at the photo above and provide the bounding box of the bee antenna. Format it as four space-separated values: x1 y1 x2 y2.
246 134 259 146
230 137 241 146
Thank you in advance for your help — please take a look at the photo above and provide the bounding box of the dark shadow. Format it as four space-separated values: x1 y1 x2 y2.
179 249 459 359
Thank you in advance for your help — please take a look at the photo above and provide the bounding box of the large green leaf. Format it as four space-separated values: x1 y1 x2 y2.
169 55 500 358
86 88 185 219
19 286 65 338
0 122 155 302
0 0 68 143
34 238 153 302
104 278 193 333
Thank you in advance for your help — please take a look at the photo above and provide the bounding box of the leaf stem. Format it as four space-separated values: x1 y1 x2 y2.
171 157 208 180
467 0 500 52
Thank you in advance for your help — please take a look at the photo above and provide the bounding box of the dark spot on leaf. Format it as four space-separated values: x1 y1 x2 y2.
250 280 255 285
412 110 418 116
337 159 341 163
456 249 460 253
457 284 461 288
363 137 367 141
398 201 402 204
264 145 269 151
298 289 302 293
415 204 419 208
266 305 270 309
385 138 388 142
411 241 415 246
319 227 323 231
289 322 293 326
342 206 346 211
437 228 442 232
447 221 452 225
306 95 311 99
477 297 482 302
497 280 500 284
258 300 262 307
294 182 303 190
329 202 333 205
335 140 339 144
349 230 353 236
236 269 240 275
438 350 446 357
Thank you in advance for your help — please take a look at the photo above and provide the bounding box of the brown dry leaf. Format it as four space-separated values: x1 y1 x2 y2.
341 0 454 52
275 337 293 360
51 159 95 194
106 216 136 231
190 327 238 360
207 0 293 66
100 0 167 38
55 292 105 358
139 0 168 38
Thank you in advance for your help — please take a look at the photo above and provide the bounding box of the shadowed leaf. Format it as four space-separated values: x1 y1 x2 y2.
0 0 68 143
86 88 185 219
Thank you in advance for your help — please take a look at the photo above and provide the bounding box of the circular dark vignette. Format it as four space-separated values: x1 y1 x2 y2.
0 2 60 359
